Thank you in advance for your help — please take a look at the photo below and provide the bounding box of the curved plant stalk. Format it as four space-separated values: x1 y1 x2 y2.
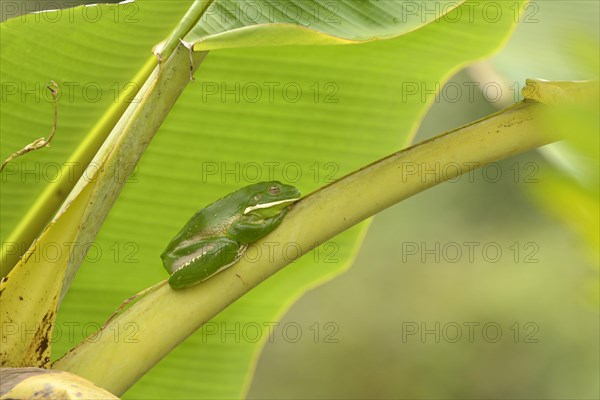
522 78 598 104
53 90 566 395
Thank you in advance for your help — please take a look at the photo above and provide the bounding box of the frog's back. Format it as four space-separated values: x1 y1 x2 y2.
191 196 241 236
168 190 245 247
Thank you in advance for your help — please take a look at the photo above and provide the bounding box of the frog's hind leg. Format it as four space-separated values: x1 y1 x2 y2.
207 244 248 277
168 238 242 289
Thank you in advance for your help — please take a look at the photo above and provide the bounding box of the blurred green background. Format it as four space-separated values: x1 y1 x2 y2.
247 3 600 397
247 70 599 399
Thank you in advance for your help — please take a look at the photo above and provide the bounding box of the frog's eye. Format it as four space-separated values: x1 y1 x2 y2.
268 185 280 195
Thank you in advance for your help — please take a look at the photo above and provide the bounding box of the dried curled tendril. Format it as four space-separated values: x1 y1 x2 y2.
0 81 59 173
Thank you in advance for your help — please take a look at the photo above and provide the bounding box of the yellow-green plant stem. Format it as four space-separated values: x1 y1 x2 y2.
58 47 208 298
0 45 208 369
0 0 215 278
53 99 559 396
155 0 214 59
0 56 156 277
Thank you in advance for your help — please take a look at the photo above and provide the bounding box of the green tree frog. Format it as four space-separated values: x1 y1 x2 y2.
161 181 301 289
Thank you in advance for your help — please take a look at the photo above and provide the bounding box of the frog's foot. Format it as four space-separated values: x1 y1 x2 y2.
235 244 248 262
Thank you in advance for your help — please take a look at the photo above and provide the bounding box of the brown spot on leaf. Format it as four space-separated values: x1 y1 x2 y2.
29 309 56 368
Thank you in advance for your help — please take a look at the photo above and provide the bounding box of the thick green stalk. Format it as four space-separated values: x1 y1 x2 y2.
0 0 214 279
155 0 214 60
53 99 558 395
0 56 156 276
58 46 208 298
0 44 209 369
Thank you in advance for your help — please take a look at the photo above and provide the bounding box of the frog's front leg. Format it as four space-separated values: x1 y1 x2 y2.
163 237 243 289
228 207 290 244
